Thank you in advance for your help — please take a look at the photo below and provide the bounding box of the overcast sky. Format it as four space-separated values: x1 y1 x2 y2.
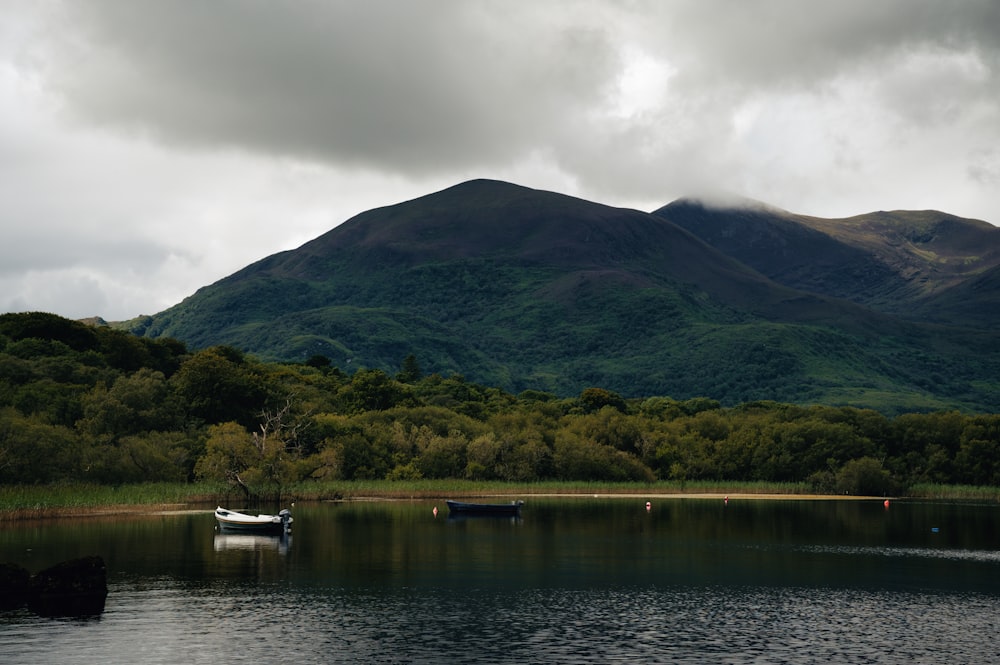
3 1 999 321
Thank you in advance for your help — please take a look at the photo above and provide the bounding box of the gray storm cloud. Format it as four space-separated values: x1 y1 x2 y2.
3 0 999 319
17 0 995 215
43 1 619 171
41 1 999 186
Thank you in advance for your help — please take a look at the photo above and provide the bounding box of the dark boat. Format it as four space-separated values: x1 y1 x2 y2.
445 499 524 517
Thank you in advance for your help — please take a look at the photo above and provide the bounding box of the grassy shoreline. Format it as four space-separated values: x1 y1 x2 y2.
2 480 998 520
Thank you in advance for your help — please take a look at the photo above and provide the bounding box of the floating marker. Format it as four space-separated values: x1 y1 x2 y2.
433 506 438 517
646 501 651 511
884 499 890 509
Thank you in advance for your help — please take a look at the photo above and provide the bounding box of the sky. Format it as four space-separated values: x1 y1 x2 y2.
2 0 999 321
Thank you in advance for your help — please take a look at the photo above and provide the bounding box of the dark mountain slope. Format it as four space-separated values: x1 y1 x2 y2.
238 181 900 333
259 180 786 307
127 180 1000 412
654 199 902 304
655 199 1000 323
917 263 1000 327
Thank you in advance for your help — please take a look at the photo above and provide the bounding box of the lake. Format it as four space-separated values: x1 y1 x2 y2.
2 497 999 664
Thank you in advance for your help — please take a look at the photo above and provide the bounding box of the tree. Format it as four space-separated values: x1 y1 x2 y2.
396 354 423 383
306 354 332 370
195 422 259 492
0 407 79 483
342 369 412 413
77 368 182 440
193 399 306 499
170 347 271 427
0 312 99 353
579 387 627 414
91 431 192 483
553 432 654 482
417 430 468 479
953 415 1000 486
835 457 893 496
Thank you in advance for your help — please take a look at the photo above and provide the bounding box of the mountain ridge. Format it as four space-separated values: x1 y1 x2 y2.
121 179 1000 412
655 197 1000 320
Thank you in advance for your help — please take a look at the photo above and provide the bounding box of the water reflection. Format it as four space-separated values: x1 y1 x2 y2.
212 532 291 554
2 498 1000 664
445 513 523 524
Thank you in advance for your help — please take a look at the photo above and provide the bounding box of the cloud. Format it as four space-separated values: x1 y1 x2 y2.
26 0 1000 215
37 1 620 172
2 0 999 320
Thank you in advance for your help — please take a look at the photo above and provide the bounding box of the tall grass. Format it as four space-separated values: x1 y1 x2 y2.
2 479 996 519
278 479 816 500
905 483 1000 502
0 482 227 520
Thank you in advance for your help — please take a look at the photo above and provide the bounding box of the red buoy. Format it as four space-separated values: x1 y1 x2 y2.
645 501 651 511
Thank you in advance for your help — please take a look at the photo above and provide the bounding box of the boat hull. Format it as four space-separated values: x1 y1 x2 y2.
214 507 293 534
445 500 523 517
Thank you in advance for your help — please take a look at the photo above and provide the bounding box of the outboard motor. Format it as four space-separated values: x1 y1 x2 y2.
278 508 293 533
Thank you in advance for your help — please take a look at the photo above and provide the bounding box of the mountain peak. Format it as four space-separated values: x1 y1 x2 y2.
130 179 1000 412
658 194 792 217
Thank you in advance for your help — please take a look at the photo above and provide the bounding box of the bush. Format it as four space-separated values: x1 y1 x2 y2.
835 457 893 496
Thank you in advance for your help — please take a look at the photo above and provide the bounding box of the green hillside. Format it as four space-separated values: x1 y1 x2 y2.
4 311 1000 494
124 180 1000 413
657 199 1000 321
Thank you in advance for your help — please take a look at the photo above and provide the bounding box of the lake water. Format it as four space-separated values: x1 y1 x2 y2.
2 497 999 664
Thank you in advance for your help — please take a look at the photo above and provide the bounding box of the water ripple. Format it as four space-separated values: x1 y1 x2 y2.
4 579 1000 664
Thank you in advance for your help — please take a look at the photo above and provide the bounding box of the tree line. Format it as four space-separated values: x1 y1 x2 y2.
1 313 998 498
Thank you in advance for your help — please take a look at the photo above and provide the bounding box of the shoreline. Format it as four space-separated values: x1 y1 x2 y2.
3 480 994 522
0 492 896 522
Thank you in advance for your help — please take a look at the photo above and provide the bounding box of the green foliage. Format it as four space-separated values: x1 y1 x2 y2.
397 354 423 383
0 407 79 484
169 346 272 428
306 354 332 370
835 457 894 496
118 202 1000 413
78 368 183 439
194 402 306 500
1 313 1000 494
0 312 100 353
579 387 627 413
341 368 415 413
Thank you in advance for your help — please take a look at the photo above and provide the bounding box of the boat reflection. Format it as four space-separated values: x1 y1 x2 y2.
213 532 292 555
446 513 522 524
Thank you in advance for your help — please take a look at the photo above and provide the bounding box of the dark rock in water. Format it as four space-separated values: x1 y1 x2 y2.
27 555 108 617
0 562 31 610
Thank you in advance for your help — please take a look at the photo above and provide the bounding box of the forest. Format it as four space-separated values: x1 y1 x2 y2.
1 313 998 499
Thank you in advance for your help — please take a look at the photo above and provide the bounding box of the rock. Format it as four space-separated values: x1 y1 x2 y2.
0 562 31 610
27 555 108 617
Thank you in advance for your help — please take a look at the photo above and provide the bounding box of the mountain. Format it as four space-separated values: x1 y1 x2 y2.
654 199 1000 324
125 179 1000 413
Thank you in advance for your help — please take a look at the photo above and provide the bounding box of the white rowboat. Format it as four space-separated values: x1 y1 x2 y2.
214 507 293 534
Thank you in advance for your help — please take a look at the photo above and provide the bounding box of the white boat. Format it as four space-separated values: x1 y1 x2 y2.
214 507 293 534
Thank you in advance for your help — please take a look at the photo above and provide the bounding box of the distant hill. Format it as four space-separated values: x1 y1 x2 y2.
654 199 1000 323
123 179 1000 413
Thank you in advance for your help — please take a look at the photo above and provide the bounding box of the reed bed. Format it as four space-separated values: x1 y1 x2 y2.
903 483 1000 502
1 479 996 520
292 479 817 500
